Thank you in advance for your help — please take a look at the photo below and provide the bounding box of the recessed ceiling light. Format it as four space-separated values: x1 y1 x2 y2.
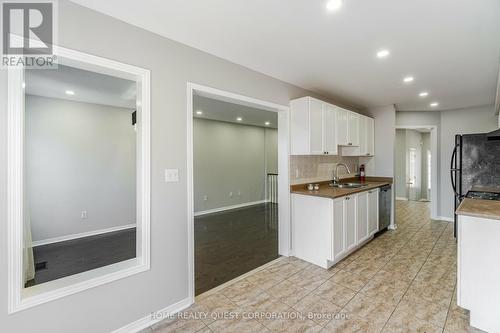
236 117 242 121
326 0 342 11
403 76 414 83
265 121 271 126
419 92 429 97
430 102 439 107
376 49 390 58
195 110 203 115
65 90 75 95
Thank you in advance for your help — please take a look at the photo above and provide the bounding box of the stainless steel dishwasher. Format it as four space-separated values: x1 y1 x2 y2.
379 185 392 231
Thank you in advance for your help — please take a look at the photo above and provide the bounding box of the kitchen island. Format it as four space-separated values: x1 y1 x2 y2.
456 197 500 333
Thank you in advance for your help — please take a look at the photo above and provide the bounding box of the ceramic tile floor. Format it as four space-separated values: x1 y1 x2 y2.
146 201 487 333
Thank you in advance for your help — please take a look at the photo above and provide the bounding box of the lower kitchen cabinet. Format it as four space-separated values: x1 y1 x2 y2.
368 189 379 236
292 188 381 269
356 192 369 244
344 195 357 252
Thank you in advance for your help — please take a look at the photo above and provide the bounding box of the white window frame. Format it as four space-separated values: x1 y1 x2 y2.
7 42 151 313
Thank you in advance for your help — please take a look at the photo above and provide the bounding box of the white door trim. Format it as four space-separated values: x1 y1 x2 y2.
395 125 438 219
7 42 151 313
186 82 290 302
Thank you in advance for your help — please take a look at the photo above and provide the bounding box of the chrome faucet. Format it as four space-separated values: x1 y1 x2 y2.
332 163 351 185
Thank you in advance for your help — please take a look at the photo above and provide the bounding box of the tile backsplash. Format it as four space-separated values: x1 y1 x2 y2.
290 155 371 185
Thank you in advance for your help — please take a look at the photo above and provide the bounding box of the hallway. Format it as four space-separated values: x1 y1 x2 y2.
148 201 478 333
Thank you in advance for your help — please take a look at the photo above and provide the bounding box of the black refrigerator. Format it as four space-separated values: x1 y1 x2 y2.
451 129 500 237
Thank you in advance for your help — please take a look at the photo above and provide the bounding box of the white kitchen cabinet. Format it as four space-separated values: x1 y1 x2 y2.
356 191 369 244
292 187 382 269
335 107 349 146
342 115 375 157
347 112 360 147
290 96 375 157
323 104 338 155
290 97 337 155
345 195 357 251
457 214 500 333
292 194 333 268
366 117 375 156
368 189 379 236
309 98 324 154
332 198 346 261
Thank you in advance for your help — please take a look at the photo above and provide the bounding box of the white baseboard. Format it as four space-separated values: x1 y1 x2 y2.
396 197 408 201
194 200 269 217
433 216 454 223
32 224 136 247
111 297 192 333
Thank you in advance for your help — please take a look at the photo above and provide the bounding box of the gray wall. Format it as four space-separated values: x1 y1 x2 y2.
395 129 406 198
397 106 496 219
0 1 358 332
193 118 276 212
366 105 396 177
26 95 136 241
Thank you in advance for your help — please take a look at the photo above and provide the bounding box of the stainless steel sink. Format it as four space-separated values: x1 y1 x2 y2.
329 182 369 189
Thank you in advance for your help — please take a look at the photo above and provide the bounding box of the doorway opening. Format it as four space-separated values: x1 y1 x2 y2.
187 84 290 299
395 126 438 221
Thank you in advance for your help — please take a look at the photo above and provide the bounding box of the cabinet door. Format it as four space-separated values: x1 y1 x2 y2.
323 104 338 155
368 189 379 235
309 98 324 154
332 198 346 261
336 108 349 146
358 116 368 155
345 195 357 251
366 117 375 156
348 112 360 147
356 192 369 244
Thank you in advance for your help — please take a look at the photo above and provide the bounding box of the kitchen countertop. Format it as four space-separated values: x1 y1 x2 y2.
291 177 392 200
456 198 500 221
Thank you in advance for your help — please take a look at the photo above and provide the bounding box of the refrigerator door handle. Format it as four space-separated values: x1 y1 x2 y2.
450 144 461 198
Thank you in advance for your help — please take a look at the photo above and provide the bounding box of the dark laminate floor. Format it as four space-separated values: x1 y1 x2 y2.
195 203 279 295
26 228 136 287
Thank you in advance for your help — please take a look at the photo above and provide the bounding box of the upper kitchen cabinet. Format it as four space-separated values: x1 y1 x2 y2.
342 115 375 157
347 112 360 147
335 107 349 146
290 97 338 155
290 96 374 157
337 109 360 147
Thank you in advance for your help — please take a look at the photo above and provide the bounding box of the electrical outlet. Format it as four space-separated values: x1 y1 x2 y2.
81 211 88 220
203 195 208 201
229 192 233 198
295 168 299 178
238 191 241 196
165 169 179 183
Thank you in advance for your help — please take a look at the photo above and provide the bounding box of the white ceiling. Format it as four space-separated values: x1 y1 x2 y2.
194 95 278 129
26 65 136 108
71 0 500 111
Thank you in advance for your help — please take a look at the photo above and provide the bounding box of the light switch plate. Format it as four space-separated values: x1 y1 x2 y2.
165 169 179 183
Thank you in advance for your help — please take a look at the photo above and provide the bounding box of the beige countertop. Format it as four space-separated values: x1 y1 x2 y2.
291 177 392 200
456 198 500 221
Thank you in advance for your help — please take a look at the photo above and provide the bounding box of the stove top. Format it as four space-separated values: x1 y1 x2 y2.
466 191 500 201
